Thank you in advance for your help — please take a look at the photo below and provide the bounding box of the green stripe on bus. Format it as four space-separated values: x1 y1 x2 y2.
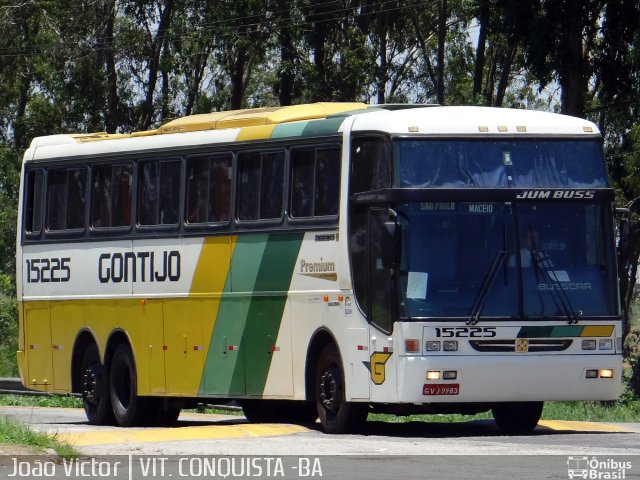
199 232 303 397
200 235 268 396
241 232 303 395
270 122 309 139
517 325 583 338
301 117 344 136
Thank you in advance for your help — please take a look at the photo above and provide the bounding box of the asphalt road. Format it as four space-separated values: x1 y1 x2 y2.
1 406 640 479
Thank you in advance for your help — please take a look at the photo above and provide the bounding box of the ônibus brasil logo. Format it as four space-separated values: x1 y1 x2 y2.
567 456 632 479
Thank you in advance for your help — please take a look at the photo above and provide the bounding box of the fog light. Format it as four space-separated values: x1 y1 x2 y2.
582 339 596 350
585 369 598 378
599 369 614 379
425 341 441 351
443 370 457 380
405 339 420 353
598 339 613 351
443 341 458 352
426 370 441 381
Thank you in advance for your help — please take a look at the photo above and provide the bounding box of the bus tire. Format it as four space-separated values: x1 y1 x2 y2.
80 343 113 425
314 344 368 434
491 401 543 434
109 343 147 427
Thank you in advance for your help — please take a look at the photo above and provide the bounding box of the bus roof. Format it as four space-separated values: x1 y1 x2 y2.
25 104 600 162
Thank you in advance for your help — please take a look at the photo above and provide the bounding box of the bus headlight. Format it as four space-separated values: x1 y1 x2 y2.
425 341 441 352
581 339 596 350
443 341 458 352
598 339 613 351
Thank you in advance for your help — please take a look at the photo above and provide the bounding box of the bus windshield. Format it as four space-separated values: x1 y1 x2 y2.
395 201 619 319
394 139 608 188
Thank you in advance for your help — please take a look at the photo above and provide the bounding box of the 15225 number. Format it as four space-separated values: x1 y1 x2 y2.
25 257 71 283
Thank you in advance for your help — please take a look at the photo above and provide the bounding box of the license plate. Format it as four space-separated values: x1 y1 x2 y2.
423 384 460 396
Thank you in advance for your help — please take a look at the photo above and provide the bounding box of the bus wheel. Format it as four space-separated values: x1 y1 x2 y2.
491 401 543 434
80 343 113 425
314 344 368 434
109 343 146 427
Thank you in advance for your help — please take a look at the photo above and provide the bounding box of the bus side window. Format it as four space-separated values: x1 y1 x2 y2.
24 170 44 235
46 167 87 231
91 164 132 228
186 153 231 225
138 159 180 226
350 137 391 193
237 150 285 221
290 146 340 218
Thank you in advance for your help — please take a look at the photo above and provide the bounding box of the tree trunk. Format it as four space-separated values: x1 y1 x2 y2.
436 0 447 105
472 1 489 102
137 0 174 131
99 0 119 133
558 0 586 116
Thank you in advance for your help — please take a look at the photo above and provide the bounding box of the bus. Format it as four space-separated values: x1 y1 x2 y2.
16 103 623 434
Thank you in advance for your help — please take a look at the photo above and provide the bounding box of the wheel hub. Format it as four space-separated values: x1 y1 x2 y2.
319 368 339 413
83 367 98 404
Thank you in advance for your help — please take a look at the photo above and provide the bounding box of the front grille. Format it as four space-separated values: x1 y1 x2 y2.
469 339 573 352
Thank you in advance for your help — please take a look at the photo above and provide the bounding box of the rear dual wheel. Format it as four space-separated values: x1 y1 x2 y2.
82 342 180 427
80 343 113 425
109 343 148 427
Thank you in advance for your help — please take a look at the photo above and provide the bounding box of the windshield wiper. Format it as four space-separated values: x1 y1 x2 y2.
531 248 581 324
467 250 507 325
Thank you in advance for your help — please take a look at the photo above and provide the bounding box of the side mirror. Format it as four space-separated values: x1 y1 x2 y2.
381 214 401 269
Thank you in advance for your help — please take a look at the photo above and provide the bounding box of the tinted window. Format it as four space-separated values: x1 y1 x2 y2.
186 153 231 224
138 159 181 226
237 150 284 221
350 137 390 194
25 170 44 234
290 146 340 218
91 164 132 228
46 167 87 231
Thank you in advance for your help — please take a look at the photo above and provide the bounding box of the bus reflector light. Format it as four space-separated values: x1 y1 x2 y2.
582 339 596 350
585 369 598 378
443 370 457 380
425 341 441 351
598 339 613 350
599 369 614 378
426 371 441 380
443 341 458 351
405 339 420 353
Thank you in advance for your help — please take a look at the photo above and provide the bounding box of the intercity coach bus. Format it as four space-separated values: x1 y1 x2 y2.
16 103 622 433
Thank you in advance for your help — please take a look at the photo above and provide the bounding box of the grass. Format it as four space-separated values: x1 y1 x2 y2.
368 400 640 424
0 416 79 458
0 394 82 409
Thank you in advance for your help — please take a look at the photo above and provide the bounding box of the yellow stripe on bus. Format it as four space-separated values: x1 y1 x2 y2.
235 124 277 141
581 325 615 337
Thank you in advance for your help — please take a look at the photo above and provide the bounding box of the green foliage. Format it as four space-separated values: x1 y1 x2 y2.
625 330 640 399
0 416 79 458
0 294 18 378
